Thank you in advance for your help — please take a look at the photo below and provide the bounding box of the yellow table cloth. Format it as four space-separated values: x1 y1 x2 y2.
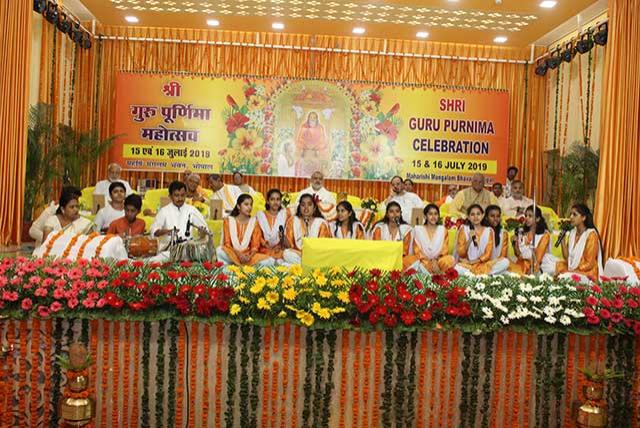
301 237 402 272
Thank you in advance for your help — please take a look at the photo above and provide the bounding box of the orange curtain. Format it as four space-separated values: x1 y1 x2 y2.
594 0 640 258
0 1 32 244
34 25 546 213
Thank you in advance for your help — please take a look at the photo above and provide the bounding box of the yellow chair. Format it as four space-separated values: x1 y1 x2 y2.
251 192 266 215
142 188 169 215
79 187 95 212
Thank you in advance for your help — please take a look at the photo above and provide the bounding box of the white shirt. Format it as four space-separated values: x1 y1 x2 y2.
387 192 424 223
29 203 58 246
210 184 243 216
93 179 133 202
237 184 256 195
505 179 513 198
295 186 337 219
150 203 209 245
502 195 533 218
93 204 125 232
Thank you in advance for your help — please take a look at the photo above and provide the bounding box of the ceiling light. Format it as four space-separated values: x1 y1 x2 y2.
493 36 507 43
539 1 557 8
352 27 366 35
124 16 139 23
416 31 429 39
206 19 220 27
272 22 284 30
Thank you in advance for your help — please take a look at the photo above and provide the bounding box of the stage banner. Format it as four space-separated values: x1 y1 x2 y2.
113 72 509 184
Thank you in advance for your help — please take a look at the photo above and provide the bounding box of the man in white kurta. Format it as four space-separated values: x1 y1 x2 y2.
150 182 210 260
295 171 337 220
208 174 243 217
385 176 424 223
93 163 133 201
501 180 533 218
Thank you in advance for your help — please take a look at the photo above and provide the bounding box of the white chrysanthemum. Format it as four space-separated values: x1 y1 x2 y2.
516 295 528 303
530 295 543 303
482 307 494 319
539 273 553 281
545 315 557 324
560 315 572 325
500 315 510 325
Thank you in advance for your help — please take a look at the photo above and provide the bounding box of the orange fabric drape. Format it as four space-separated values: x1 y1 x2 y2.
0 1 32 244
594 0 640 258
33 24 547 223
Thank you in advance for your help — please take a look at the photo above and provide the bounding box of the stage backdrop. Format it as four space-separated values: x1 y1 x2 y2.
113 73 509 185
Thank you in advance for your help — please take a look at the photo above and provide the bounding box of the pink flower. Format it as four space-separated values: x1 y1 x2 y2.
29 276 41 285
96 298 106 308
21 298 33 310
34 287 48 297
585 296 598 306
611 312 623 323
42 278 54 287
67 268 83 280
97 280 108 289
53 288 65 299
10 277 22 286
49 301 62 313
34 258 45 268
591 285 602 293
586 315 600 325
37 305 50 318
86 268 101 278
599 309 611 319
87 292 99 301
82 299 96 309
55 279 66 288
2 290 18 302
67 298 79 309
613 298 624 309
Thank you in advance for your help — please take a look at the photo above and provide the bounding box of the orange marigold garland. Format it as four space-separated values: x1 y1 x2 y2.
122 322 131 425
522 333 535 428
562 334 577 428
510 332 522 427
77 232 100 260
175 322 186 427
416 331 428 428
437 331 449 426
111 322 121 427
280 324 291 428
18 322 28 419
361 332 372 428
352 331 361 428
29 318 40 425
215 323 224 426
60 233 82 259
43 230 65 258
503 331 514 426
43 320 53 424
94 234 115 258
188 322 197 427
447 331 460 425
338 330 349 428
202 325 211 426
130 322 140 426
371 330 382 427
100 322 110 428
261 325 271 428
490 331 504 428
428 332 440 428
270 327 280 428
291 326 301 428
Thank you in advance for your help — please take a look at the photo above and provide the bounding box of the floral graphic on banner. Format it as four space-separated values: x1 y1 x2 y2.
220 80 273 175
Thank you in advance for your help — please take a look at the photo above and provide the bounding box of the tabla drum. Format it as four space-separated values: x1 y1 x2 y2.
127 236 159 258
169 236 216 263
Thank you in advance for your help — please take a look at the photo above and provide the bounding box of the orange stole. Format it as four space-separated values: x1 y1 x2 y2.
413 226 456 274
284 217 332 256
258 211 291 259
222 218 270 266
456 227 495 275
556 232 600 280
371 226 416 270
333 223 366 240
509 231 551 275
497 230 509 258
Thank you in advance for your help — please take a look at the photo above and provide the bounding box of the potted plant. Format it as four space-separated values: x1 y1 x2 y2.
576 365 623 427
57 125 116 187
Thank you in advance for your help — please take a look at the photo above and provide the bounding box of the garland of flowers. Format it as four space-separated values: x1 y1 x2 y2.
301 328 315 427
352 331 361 427
60 234 82 260
512 333 524 426
372 330 382 426
43 230 65 258
338 330 349 428
201 325 211 424
94 234 114 258
290 326 301 428
130 322 140 426
215 323 224 425
123 323 132 423
76 232 99 260
111 321 121 427
480 333 494 428
249 325 262 428
429 332 439 428
447 331 460 425
312 329 327 427
381 329 394 427
556 62 565 150
552 62 561 149
261 325 271 428
503 331 514 426
42 320 53 425
416 331 428 426
439 331 451 425
361 332 371 428
167 320 179 427
406 331 418 425
140 322 151 427
224 323 238 428
469 334 481 426
270 327 279 428
553 333 566 426
154 320 166 426
560 59 573 151
49 318 63 427
28 318 40 425
489 332 503 427
100 319 110 427
587 47 597 144
542 334 555 428
280 324 291 428
321 329 337 427
459 332 472 425
239 324 251 427
584 48 593 144
188 322 198 428
394 332 408 427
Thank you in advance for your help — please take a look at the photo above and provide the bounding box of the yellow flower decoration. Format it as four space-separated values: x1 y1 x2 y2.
283 288 298 301
289 265 303 277
329 266 342 276
267 276 279 289
300 278 310 285
266 291 279 304
331 307 346 315
275 265 289 273
248 95 266 111
239 296 250 304
331 279 346 288
360 99 378 117
278 311 288 318
296 311 314 327
283 276 295 288
250 277 267 294
257 298 271 311
319 290 332 299
230 304 241 315
314 272 328 287
227 265 241 275
337 291 350 304
242 265 256 275
311 303 331 320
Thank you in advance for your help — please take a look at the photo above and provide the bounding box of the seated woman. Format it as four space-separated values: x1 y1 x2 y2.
370 201 415 271
216 194 275 267
282 193 331 265
556 203 602 282
411 204 455 274
455 204 504 276
481 204 510 274
509 205 555 275
256 189 290 262
331 201 366 239
41 188 93 243
93 182 126 233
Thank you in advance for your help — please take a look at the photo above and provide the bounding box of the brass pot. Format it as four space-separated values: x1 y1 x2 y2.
577 385 607 428
68 375 88 392
59 397 94 427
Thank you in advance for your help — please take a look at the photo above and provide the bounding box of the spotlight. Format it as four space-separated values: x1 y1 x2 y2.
545 49 561 69
56 12 72 34
535 58 548 76
594 22 608 45
80 32 92 49
33 0 47 13
561 42 574 63
44 1 59 24
70 22 83 44
575 33 594 54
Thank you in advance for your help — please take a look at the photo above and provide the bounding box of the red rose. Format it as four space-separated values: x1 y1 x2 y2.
194 284 206 295
419 310 433 322
21 298 33 311
383 314 398 328
571 274 582 283
627 299 638 309
225 112 250 133
599 309 611 319
414 294 427 306
445 268 459 281
383 295 398 309
148 271 161 281
374 304 387 316
610 312 623 323
401 310 416 326
585 296 598 306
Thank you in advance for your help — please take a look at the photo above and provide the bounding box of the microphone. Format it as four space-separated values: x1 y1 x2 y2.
278 225 285 245
555 228 568 248
470 224 478 247
185 213 192 238
304 218 310 237
394 217 402 241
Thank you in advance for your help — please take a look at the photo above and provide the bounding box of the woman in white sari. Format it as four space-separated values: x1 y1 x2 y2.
41 189 93 242
411 204 455 274
556 203 603 283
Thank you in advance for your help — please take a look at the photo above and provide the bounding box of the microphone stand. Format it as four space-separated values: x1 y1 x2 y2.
530 187 537 275
395 218 403 242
